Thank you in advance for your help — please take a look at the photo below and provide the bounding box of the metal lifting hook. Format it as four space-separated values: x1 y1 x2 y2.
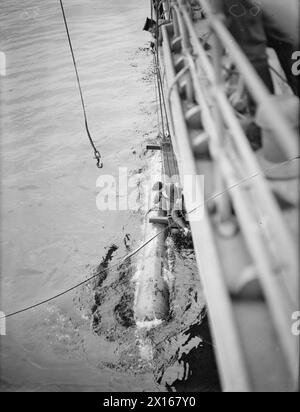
94 151 103 169
60 0 104 170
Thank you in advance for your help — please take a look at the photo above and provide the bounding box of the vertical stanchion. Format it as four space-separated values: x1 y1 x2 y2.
209 5 232 227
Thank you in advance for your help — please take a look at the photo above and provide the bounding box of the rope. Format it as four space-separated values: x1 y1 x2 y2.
1 0 298 320
153 4 174 178
156 63 171 137
1 230 166 320
153 6 171 139
186 156 300 217
0 1 168 321
153 56 162 135
156 61 166 136
152 48 174 176
59 0 103 169
1 156 298 321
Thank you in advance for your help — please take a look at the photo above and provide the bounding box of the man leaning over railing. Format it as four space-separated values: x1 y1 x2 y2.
220 0 299 96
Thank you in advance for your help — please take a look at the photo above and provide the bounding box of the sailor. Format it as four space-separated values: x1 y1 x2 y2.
143 0 165 36
143 17 157 39
143 1 172 48
171 193 191 236
152 0 165 20
222 0 299 96
153 182 190 236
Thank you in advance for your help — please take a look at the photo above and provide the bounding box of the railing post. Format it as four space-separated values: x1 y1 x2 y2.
208 4 233 230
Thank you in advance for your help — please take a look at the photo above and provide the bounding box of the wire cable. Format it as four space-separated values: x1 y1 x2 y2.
0 230 166 320
1 156 298 321
59 0 103 169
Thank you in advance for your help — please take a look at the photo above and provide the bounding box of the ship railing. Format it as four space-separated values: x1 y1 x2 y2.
158 0 299 389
